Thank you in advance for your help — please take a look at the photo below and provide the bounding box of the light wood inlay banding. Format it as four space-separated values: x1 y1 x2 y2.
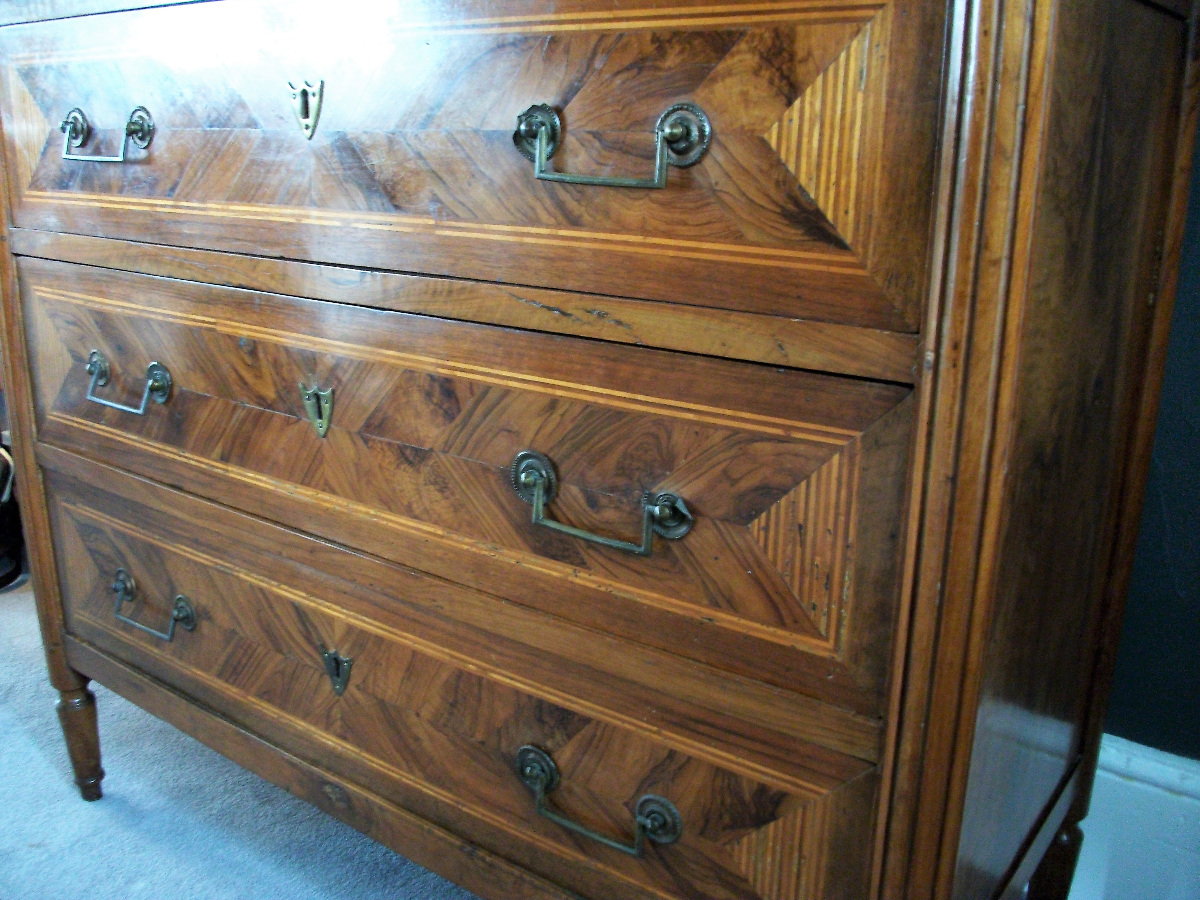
749 442 857 639
0 0 945 332
9 228 921 382
730 806 809 900
47 473 884 900
764 22 874 250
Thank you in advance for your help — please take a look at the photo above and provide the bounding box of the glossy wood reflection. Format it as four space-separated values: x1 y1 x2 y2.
21 257 914 712
47 462 879 900
9 229 921 382
0 0 948 333
952 2 1187 896
1 2 1195 900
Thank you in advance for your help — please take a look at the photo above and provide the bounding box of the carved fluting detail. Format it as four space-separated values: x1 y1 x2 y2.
764 23 874 250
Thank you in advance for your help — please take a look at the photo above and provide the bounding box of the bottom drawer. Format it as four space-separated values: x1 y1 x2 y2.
46 462 878 900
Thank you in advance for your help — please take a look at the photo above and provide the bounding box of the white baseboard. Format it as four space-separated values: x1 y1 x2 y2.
1096 733 1200 799
1068 734 1200 900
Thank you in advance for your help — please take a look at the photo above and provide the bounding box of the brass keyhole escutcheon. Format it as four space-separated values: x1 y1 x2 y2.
300 383 333 437
289 80 324 139
321 648 352 696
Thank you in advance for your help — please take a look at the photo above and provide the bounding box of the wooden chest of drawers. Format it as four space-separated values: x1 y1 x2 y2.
0 2 1194 898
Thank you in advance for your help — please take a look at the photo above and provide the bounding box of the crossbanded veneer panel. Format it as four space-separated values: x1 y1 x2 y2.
46 467 879 900
0 0 945 332
21 255 913 716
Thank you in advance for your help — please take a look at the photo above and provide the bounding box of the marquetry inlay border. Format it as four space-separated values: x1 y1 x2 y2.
5 0 908 328
63 497 864 794
7 2 889 65
62 489 878 898
21 192 867 275
51 408 858 660
36 285 859 444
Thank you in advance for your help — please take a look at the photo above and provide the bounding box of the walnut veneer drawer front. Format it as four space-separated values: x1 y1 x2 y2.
0 0 945 333
45 458 880 900
21 256 914 713
10 3 1193 900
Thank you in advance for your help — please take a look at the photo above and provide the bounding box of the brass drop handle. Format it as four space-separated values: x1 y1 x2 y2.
510 451 693 556
111 568 196 643
85 350 172 415
60 107 154 162
513 103 711 189
516 745 682 857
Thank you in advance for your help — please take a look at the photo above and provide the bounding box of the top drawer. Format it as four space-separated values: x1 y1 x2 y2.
0 0 945 333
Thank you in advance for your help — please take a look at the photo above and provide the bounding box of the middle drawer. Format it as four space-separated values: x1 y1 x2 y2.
21 255 913 713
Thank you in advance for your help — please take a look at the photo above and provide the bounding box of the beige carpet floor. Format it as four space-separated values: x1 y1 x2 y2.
0 585 479 900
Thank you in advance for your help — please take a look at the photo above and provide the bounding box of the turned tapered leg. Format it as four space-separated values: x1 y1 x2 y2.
55 685 104 801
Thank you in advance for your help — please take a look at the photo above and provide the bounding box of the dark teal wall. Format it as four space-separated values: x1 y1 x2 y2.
1104 123 1200 761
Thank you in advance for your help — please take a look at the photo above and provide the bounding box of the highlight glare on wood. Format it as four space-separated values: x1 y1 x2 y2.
0 0 947 332
0 2 1194 900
